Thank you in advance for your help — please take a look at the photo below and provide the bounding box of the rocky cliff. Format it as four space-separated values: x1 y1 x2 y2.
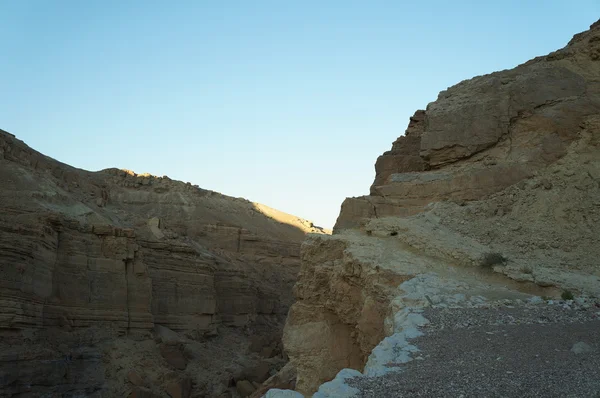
337 20 600 230
0 129 327 397
281 20 600 396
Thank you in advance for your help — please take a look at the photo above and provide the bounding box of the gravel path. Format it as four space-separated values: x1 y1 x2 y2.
350 305 600 398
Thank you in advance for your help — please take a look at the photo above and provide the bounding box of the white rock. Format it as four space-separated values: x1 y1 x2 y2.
312 369 362 398
528 296 543 305
571 342 594 354
392 309 429 333
364 330 421 377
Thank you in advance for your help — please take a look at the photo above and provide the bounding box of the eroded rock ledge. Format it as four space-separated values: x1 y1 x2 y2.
336 19 600 232
280 19 600 397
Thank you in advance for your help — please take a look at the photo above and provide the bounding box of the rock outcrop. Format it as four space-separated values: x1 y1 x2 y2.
282 20 600 396
336 20 600 231
0 129 327 397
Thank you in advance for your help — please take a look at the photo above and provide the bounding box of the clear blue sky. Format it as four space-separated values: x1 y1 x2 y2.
1 1 598 229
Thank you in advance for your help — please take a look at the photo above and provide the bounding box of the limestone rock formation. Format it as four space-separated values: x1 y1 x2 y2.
283 20 600 395
0 129 327 397
337 19 600 231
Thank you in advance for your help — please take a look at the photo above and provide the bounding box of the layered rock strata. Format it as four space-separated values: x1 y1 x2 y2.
281 19 600 396
336 19 600 231
0 129 327 397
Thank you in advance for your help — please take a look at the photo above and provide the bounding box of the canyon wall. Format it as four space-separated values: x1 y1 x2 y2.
283 20 600 396
0 129 327 397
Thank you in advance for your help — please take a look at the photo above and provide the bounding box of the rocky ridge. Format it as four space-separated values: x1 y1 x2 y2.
273 19 600 397
0 129 327 397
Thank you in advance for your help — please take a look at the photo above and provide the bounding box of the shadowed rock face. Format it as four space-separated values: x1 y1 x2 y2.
336 20 600 231
371 110 428 191
283 20 600 396
0 130 327 397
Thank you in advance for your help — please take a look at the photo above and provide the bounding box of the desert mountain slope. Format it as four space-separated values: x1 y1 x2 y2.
0 128 327 397
279 20 600 396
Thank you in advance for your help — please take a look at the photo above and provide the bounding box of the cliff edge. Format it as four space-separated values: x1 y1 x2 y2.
281 19 600 396
0 129 327 397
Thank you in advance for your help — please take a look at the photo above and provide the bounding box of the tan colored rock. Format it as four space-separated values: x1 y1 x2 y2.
148 217 165 239
338 20 600 231
286 19 600 397
372 109 428 190
0 127 327 396
283 234 409 394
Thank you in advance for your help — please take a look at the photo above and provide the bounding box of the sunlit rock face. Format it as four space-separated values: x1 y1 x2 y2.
335 20 600 232
0 128 328 397
284 20 600 396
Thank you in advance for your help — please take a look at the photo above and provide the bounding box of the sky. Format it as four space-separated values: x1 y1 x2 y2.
1 1 598 229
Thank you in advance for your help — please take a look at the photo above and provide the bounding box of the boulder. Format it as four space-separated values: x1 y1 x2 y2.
166 377 192 398
236 380 256 397
154 325 183 346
